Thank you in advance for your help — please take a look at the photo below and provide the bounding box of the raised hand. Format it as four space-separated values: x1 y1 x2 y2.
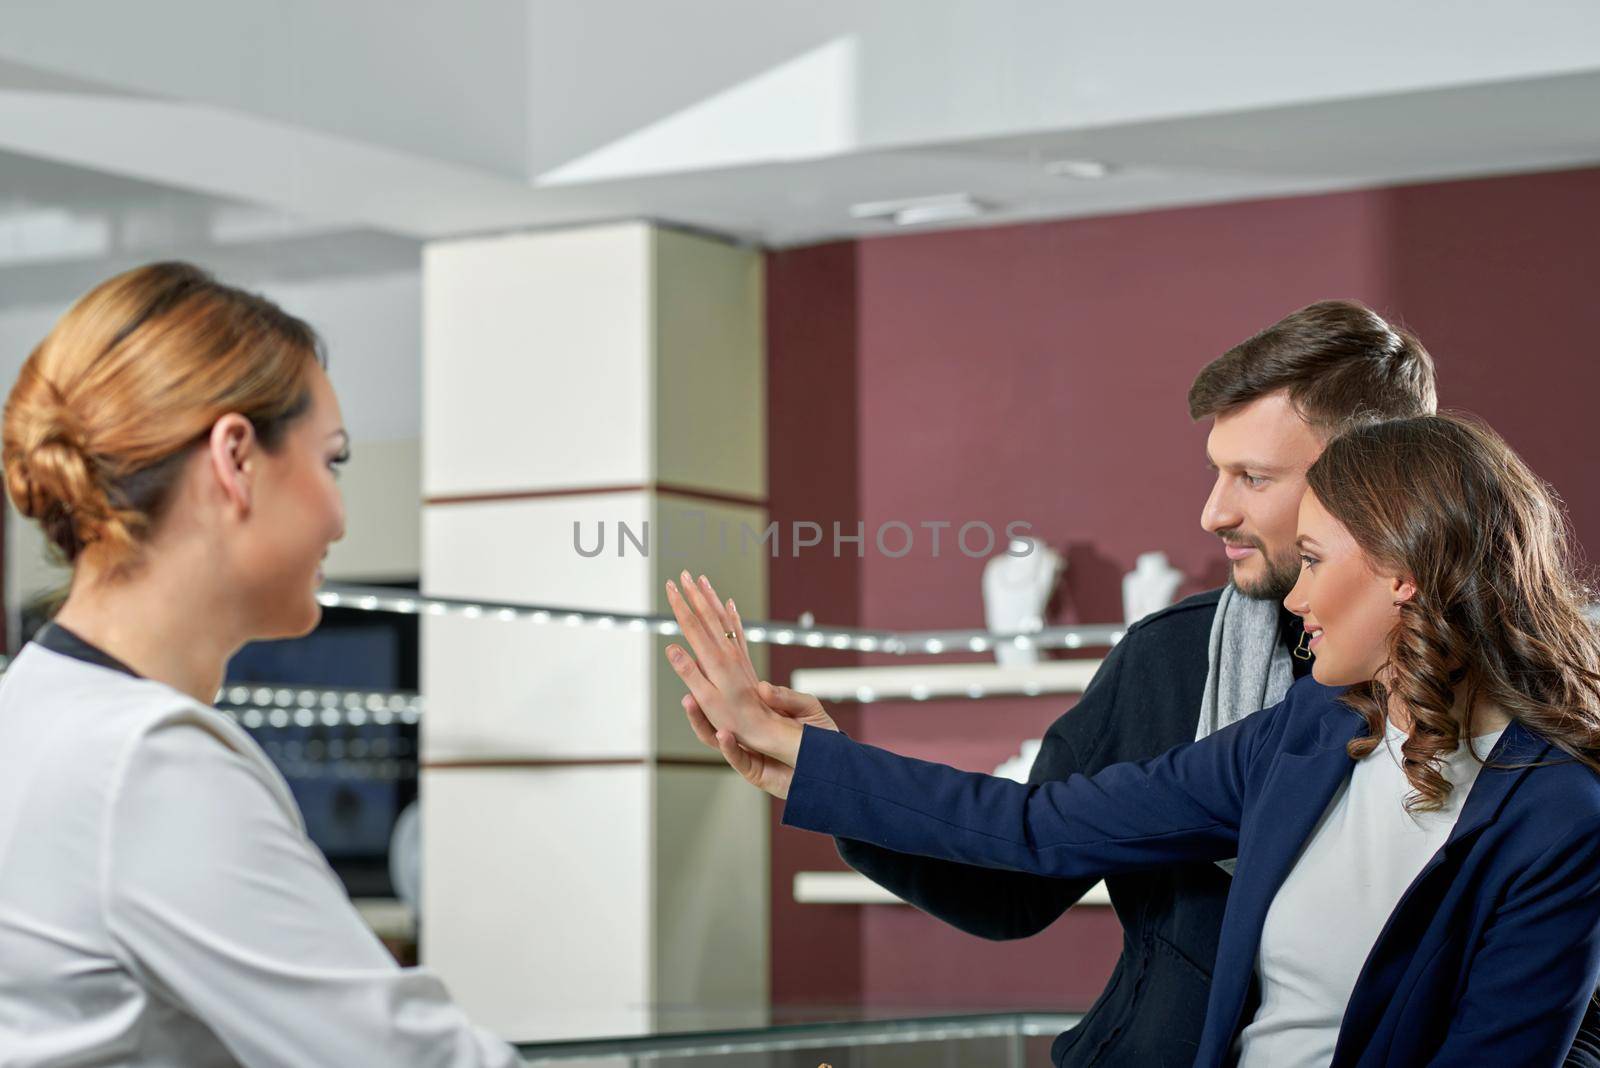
683 681 838 798
664 570 803 765
681 687 792 798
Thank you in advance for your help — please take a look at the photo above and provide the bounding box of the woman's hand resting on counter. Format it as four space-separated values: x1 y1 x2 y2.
664 570 838 798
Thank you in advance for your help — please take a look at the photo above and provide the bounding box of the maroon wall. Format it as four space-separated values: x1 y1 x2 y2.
765 241 866 1004
1382 167 1600 544
765 164 1600 1009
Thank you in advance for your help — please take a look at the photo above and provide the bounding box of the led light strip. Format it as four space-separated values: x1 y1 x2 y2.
17 595 1590 725
214 685 422 728
317 583 1127 655
0 590 1128 729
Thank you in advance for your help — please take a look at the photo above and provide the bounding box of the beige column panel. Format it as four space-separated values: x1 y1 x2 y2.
420 223 768 1039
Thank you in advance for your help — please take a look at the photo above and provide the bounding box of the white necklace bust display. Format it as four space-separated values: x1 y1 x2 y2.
1123 550 1184 625
994 738 1044 781
981 537 1065 667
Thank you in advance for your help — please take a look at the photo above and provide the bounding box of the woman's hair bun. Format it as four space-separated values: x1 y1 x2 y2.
2 367 136 562
2 260 323 573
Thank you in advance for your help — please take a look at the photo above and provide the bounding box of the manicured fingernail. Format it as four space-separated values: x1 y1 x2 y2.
728 598 736 612
681 569 691 583
699 574 711 588
666 580 677 594
668 647 685 663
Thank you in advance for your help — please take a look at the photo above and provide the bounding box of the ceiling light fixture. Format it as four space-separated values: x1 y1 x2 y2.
1044 159 1114 180
849 193 989 226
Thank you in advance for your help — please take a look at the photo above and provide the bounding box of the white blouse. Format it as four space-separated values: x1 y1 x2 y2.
1234 714 1506 1067
0 635 521 1067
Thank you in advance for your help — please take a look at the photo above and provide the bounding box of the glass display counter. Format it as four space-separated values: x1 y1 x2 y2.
513 1006 1077 1066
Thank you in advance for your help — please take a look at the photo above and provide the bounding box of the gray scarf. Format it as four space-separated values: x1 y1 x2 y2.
1197 583 1297 874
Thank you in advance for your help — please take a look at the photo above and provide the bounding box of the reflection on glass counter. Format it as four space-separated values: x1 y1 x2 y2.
513 1007 1075 1066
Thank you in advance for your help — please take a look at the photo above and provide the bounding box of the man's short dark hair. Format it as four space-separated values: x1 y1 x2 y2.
1187 300 1437 436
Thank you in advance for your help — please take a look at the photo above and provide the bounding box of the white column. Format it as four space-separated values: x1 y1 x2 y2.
419 223 768 1040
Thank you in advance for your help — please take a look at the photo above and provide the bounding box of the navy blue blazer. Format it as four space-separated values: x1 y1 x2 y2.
783 677 1600 1067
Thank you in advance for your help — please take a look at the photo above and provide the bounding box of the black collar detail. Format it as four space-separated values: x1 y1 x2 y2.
34 622 143 679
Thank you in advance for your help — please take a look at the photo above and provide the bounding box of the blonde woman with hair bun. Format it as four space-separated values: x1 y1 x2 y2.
0 263 519 1066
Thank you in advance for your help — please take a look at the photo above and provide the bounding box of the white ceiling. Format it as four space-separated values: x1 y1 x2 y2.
0 1 1597 311
0 148 419 307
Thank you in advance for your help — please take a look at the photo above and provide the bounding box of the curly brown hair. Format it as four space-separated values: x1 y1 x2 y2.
1307 414 1600 810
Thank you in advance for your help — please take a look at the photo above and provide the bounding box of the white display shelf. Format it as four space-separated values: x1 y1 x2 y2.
794 870 1110 907
354 897 416 940
790 659 1103 704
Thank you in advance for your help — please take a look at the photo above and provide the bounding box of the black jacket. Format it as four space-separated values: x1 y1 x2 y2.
837 588 1600 1066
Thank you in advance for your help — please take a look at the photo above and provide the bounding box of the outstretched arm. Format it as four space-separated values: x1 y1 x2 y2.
830 635 1140 938
670 572 1100 938
778 694 1276 880
831 717 1103 940
663 567 1265 885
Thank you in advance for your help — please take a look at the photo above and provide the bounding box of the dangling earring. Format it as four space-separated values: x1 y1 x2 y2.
1294 630 1313 661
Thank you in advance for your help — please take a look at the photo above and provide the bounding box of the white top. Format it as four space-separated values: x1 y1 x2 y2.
0 638 521 1067
1234 715 1507 1067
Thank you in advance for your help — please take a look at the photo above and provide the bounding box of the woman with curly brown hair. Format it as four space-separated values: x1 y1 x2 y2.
0 263 519 1065
667 414 1600 1067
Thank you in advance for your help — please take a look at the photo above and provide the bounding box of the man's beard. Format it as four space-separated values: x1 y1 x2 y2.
1228 541 1302 602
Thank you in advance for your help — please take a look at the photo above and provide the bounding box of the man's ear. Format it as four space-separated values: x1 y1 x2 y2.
207 415 258 514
